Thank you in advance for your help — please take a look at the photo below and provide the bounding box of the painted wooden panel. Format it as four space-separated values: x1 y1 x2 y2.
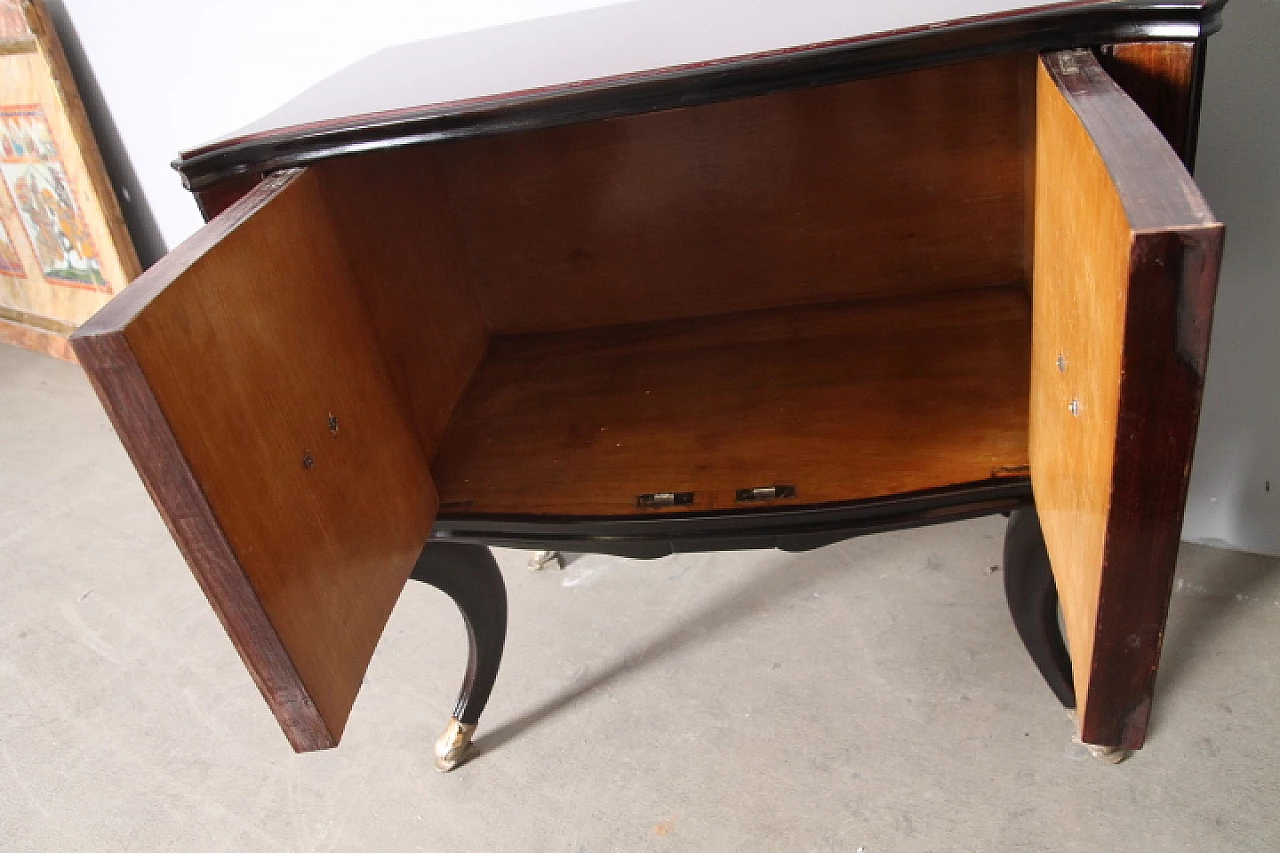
0 0 138 360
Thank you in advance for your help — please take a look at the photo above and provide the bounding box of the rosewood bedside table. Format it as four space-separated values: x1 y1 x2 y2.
71 0 1227 770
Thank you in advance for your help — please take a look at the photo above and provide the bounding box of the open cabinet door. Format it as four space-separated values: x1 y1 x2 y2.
70 170 439 751
1031 50 1223 749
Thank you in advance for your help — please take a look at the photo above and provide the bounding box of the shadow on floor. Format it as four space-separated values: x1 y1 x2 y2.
1153 544 1280 723
472 545 860 760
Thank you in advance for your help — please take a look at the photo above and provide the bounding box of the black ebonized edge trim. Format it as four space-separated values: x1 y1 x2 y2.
1183 35 1210 170
429 479 1033 559
173 2 1225 192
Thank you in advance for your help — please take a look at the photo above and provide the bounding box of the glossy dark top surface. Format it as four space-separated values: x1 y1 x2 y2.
174 0 1224 190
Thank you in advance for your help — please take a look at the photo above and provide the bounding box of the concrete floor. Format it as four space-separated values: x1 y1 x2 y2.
1 341 1278 852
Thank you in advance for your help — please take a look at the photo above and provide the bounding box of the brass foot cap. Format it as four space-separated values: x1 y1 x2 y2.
434 718 477 772
528 550 564 571
1086 743 1131 765
1067 711 1131 765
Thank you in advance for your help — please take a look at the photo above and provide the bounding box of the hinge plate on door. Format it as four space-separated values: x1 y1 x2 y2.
636 491 695 509
735 484 796 502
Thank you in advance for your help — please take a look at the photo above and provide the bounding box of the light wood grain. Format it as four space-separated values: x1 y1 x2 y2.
442 55 1028 332
73 170 439 749
432 287 1031 516
315 148 490 458
1031 57 1130 726
1030 50 1221 748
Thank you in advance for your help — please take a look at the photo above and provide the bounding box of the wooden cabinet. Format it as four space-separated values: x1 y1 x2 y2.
71 1 1226 767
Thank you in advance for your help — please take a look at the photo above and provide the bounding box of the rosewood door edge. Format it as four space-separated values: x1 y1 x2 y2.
1086 224 1221 748
1098 39 1208 167
70 330 336 752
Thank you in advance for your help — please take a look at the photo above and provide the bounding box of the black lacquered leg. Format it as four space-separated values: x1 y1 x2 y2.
410 542 508 770
1003 507 1076 709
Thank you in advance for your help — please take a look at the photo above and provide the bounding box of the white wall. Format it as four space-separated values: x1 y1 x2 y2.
58 0 628 250
1181 0 1280 556
56 0 1280 554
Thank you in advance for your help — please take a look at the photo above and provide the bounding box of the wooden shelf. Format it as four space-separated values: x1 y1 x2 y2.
432 286 1030 517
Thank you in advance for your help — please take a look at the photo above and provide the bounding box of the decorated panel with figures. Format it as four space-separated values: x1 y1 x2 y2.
0 0 138 360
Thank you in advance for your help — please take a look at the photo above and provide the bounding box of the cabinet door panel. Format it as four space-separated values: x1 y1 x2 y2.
1031 50 1222 748
72 169 438 751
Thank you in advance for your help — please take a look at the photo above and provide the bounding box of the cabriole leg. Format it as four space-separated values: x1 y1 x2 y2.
1003 507 1076 709
410 542 508 771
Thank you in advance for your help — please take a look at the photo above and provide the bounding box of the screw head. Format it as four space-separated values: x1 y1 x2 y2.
302 452 314 470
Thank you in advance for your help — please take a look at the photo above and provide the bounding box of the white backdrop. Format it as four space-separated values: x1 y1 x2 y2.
58 0 628 248
56 0 1280 554
1179 0 1280 556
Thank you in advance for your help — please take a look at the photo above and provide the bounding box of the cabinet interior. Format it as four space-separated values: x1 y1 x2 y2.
310 52 1038 517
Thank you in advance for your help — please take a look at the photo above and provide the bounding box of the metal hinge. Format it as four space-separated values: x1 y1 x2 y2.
735 484 796 502
636 491 695 509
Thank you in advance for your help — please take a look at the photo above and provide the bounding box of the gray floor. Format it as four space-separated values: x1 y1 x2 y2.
2 341 1278 852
